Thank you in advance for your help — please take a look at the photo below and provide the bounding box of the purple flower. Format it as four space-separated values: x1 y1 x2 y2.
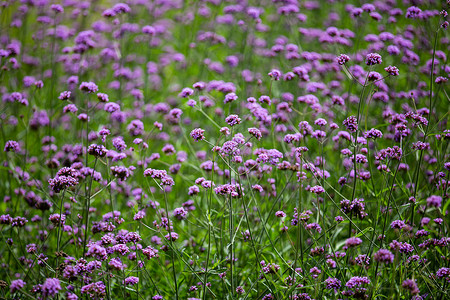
63 104 78 114
364 128 383 139
127 120 144 136
225 114 241 127
4 140 20 152
165 232 179 241
142 246 159 259
123 276 139 286
88 144 107 157
190 128 205 142
365 53 382 66
259 95 271 105
248 127 262 140
390 240 414 253
113 3 131 14
10 279 25 293
97 93 109 102
343 116 358 132
220 127 230 135
373 249 394 264
173 207 188 220
79 82 98 93
275 211 286 218
335 216 344 222
436 267 450 279
368 71 383 81
385 65 399 76
354 154 368 164
133 210 145 220
345 276 371 288
110 166 133 181
49 213 66 226
223 92 238 104
325 277 341 292
426 195 442 208
42 278 61 298
78 113 89 122
58 91 71 100
0 214 12 225
112 244 130 256
81 281 106 298
402 279 419 295
314 118 327 126
435 76 448 84
261 262 280 274
142 25 156 35
104 102 120 113
309 266 321 278
310 185 325 195
336 54 350 65
406 6 422 19
268 69 282 80
112 137 127 152
345 237 362 248
390 220 406 229
51 4 64 13
236 286 245 294
220 141 239 156
87 244 108 261
179 87 194 98
305 223 322 233
267 149 283 165
11 217 28 227
48 173 79 193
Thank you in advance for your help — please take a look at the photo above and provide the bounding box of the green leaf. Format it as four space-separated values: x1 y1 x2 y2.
355 227 374 238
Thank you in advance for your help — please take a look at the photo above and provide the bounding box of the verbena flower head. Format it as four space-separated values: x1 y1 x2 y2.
426 195 442 208
179 87 194 98
268 69 282 80
365 53 382 65
88 144 108 157
385 65 399 76
248 127 262 140
4 140 20 152
336 54 350 65
81 281 106 298
343 116 358 132
225 114 241 127
41 278 61 298
58 91 71 100
10 279 26 293
79 81 98 93
406 6 422 19
345 237 363 248
373 249 394 264
402 279 419 295
190 128 205 142
224 93 238 104
123 276 139 286
48 167 79 193
345 276 371 288
325 277 341 292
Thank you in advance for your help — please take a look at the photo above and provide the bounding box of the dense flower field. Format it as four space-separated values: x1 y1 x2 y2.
0 0 449 299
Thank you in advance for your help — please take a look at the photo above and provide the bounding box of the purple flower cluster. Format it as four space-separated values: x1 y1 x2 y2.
0 0 448 299
190 128 205 142
365 53 382 66
48 167 80 193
